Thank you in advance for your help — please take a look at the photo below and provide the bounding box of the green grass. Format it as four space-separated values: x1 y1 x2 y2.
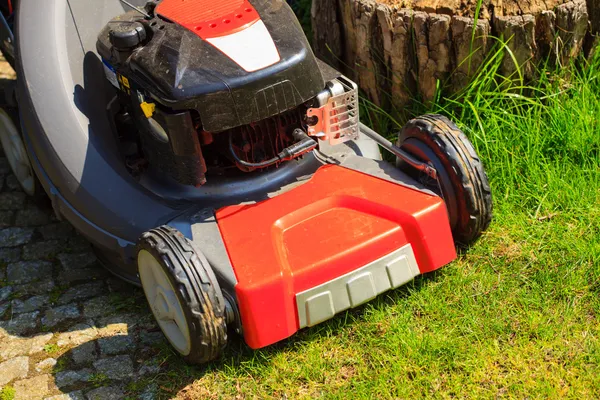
43 343 61 355
149 17 599 398
0 386 15 400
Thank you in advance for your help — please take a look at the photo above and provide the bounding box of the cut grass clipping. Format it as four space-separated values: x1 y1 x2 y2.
157 37 600 399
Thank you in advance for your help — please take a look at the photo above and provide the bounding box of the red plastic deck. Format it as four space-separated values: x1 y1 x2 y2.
156 0 260 39
216 165 456 349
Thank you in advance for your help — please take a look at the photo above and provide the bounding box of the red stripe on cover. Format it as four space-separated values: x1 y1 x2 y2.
156 0 261 39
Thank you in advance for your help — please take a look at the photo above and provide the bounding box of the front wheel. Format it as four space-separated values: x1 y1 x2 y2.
137 226 228 364
397 114 492 245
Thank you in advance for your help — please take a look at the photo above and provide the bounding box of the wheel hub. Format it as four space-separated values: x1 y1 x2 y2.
138 250 192 356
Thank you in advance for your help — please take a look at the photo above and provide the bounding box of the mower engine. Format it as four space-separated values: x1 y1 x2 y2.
96 0 359 186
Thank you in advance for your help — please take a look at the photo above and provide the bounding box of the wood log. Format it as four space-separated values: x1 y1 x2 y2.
311 0 591 108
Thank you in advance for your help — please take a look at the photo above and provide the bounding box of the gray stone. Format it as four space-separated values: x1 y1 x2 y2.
36 357 57 372
71 341 98 365
56 323 98 347
44 391 85 400
85 386 125 400
22 240 67 261
12 294 49 314
0 192 26 210
82 295 113 318
138 363 160 377
98 335 134 356
0 227 34 248
5 174 20 191
0 285 11 302
58 282 105 305
55 369 93 388
38 223 73 240
14 279 55 296
67 236 92 253
0 302 8 318
7 260 53 284
58 268 109 285
0 247 21 263
0 356 29 386
93 355 134 380
0 210 12 228
140 331 165 347
15 206 50 226
0 311 40 335
42 304 80 327
13 374 51 400
58 252 97 270
139 383 158 400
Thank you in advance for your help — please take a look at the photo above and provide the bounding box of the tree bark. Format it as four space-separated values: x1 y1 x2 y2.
312 0 591 108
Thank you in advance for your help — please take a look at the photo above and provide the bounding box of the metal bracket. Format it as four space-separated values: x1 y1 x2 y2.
359 123 438 180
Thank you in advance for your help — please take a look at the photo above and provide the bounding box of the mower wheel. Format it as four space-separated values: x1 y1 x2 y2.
397 114 492 245
137 226 227 364
0 108 45 200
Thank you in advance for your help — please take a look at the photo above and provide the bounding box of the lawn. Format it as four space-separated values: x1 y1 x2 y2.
144 27 600 400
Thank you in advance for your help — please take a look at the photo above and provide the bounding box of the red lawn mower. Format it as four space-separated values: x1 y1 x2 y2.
4 0 491 363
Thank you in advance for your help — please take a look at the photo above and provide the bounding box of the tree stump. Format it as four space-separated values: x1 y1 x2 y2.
311 0 591 108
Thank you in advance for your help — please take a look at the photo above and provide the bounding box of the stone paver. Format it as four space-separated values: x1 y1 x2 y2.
12 294 50 314
0 210 13 228
0 227 35 248
0 247 21 262
0 192 27 210
22 240 67 261
13 374 51 400
15 205 51 227
42 304 81 327
0 149 164 398
54 369 93 389
98 334 134 356
58 253 98 271
93 355 134 380
45 391 85 400
14 279 55 296
58 282 105 305
85 386 124 400
71 342 98 366
0 285 12 302
82 296 113 318
0 356 29 386
0 311 40 335
0 333 53 360
36 358 58 372
7 260 53 284
56 323 98 347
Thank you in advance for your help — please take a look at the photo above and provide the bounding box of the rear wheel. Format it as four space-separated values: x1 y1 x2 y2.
397 114 492 245
137 226 227 364
0 108 43 197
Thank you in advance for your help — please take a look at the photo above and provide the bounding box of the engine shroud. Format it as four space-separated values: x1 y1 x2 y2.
97 0 328 132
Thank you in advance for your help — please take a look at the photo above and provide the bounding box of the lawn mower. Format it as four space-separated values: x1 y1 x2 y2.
0 0 492 363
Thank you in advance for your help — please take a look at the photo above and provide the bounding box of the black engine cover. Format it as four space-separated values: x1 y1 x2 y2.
97 0 326 132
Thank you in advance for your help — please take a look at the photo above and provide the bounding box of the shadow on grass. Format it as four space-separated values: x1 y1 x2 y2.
54 268 444 398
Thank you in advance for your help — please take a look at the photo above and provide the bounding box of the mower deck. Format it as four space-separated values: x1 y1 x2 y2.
217 164 456 349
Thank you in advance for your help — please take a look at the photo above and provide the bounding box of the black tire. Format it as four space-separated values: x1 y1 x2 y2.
0 107 48 206
397 114 492 245
137 226 228 364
